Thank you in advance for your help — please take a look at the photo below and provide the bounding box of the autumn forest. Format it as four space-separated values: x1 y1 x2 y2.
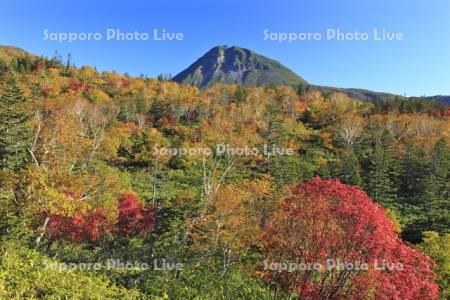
0 48 449 299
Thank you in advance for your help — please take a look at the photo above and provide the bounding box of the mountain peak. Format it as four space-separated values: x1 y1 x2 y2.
173 45 306 88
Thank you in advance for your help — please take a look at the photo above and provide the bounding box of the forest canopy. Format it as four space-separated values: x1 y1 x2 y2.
0 50 448 299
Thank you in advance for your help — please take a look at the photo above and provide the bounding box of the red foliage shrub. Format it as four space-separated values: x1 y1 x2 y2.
41 87 52 97
116 193 157 237
261 177 439 299
68 78 86 91
47 208 112 243
47 193 157 243
32 63 44 73
157 116 177 128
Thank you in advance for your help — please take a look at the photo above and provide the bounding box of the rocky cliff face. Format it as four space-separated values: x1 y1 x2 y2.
172 45 306 88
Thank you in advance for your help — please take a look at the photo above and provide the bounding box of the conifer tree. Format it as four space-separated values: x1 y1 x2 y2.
0 58 7 76
365 139 396 206
399 144 428 204
264 104 286 145
423 138 450 201
233 85 247 103
296 82 306 97
399 144 429 242
421 138 450 235
338 149 363 186
0 73 32 170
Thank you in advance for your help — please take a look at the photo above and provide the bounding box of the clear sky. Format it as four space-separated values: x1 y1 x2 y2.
1 0 449 96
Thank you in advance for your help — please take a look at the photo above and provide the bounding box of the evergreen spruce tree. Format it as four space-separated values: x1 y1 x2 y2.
399 144 428 204
365 139 396 207
338 149 363 186
398 141 450 242
398 144 429 242
134 95 148 115
0 58 7 76
0 73 32 170
421 138 450 235
264 104 286 145
233 85 247 103
117 100 129 122
423 138 450 200
297 82 306 97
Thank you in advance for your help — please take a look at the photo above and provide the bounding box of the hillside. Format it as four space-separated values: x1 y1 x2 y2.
2 44 449 104
0 45 36 63
173 45 450 104
0 44 448 299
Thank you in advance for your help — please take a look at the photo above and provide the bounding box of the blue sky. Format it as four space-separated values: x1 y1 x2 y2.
1 0 449 96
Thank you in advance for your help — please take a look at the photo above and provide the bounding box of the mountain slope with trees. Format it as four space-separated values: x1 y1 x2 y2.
173 45 450 105
0 46 448 299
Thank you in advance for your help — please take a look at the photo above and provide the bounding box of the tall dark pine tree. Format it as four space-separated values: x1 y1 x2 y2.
297 82 306 97
264 103 286 145
365 138 397 207
399 145 428 204
233 85 247 103
399 144 429 243
0 73 32 170
420 138 450 235
338 149 363 186
0 58 7 76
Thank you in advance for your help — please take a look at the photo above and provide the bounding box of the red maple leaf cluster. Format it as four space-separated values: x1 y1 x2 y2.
261 177 439 299
47 192 157 243
47 209 111 243
115 192 158 238
434 108 450 118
